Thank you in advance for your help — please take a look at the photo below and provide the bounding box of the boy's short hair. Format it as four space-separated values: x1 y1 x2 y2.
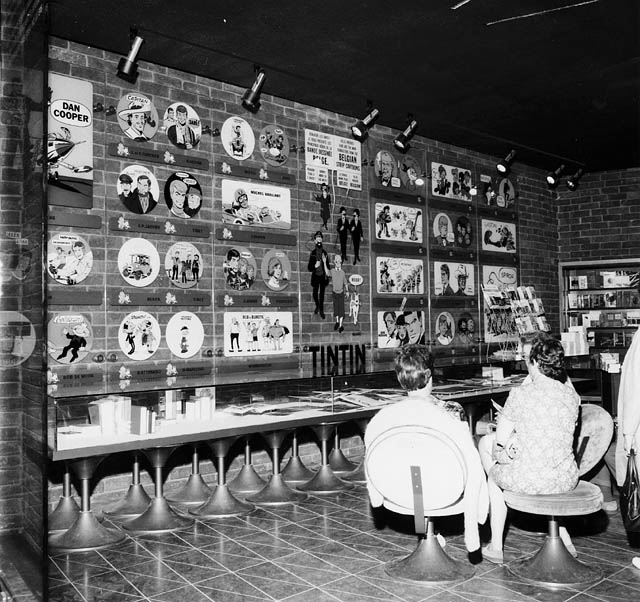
394 344 433 391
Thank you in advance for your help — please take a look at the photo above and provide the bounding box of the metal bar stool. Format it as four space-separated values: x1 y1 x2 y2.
246 430 307 505
228 436 267 495
48 462 81 532
328 423 358 474
190 438 253 518
48 456 126 553
122 447 194 534
165 444 213 506
282 429 315 484
297 423 354 494
103 452 151 519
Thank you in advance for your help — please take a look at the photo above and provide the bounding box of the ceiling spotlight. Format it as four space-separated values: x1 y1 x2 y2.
393 117 418 152
241 66 266 113
496 150 517 174
117 30 144 83
470 185 478 196
566 168 584 191
350 107 379 142
546 164 566 187
414 173 428 187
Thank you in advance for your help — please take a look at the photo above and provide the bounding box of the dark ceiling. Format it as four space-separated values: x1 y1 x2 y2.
49 0 640 172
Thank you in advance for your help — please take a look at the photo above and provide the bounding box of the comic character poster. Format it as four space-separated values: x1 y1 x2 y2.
47 74 93 206
261 249 291 291
398 155 424 193
481 219 517 253
431 162 473 201
47 233 93 285
221 179 291 229
433 261 474 296
454 215 473 248
164 172 203 219
374 202 423 243
163 102 202 150
432 212 455 248
118 311 161 360
0 311 36 367
117 238 160 287
453 311 477 347
314 182 333 230
497 176 517 208
223 311 293 357
377 310 426 349
222 246 257 291
259 124 289 166
376 257 424 294
221 116 255 161
164 242 202 289
116 92 159 141
434 311 455 346
374 150 399 187
47 313 93 364
117 165 160 215
165 311 204 359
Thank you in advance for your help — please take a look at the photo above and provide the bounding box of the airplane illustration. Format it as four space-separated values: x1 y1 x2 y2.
46 126 92 180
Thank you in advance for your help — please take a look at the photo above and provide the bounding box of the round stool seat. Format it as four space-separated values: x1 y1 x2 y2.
504 481 602 516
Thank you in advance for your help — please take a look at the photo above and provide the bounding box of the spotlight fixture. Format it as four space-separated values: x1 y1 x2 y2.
350 106 379 142
105 105 116 116
470 185 478 196
93 102 104 113
393 116 418 152
117 29 144 83
566 168 584 191
496 150 517 174
241 66 266 113
546 164 566 188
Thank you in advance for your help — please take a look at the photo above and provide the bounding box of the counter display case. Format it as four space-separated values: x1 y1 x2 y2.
559 259 640 359
48 370 521 460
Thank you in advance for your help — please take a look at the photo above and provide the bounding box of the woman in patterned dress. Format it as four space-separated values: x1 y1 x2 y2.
478 334 580 563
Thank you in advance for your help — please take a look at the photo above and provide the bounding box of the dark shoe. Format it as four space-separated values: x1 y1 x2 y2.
353 259 357 265
338 326 344 333
319 311 325 319
334 322 339 330
314 307 319 314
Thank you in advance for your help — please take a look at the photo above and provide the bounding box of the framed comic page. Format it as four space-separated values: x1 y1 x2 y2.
374 202 423 244
431 161 473 201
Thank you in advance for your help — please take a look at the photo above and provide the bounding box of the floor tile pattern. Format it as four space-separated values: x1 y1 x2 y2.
49 482 640 601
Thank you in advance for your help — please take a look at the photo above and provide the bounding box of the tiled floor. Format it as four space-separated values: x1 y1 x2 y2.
48 481 640 602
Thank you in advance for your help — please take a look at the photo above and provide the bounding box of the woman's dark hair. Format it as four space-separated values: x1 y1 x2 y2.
530 336 567 383
394 344 433 391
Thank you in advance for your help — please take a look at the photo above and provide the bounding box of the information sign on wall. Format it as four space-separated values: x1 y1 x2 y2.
304 129 362 190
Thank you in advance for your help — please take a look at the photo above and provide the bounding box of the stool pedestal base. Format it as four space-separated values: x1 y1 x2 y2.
507 535 601 589
48 511 125 553
385 535 474 584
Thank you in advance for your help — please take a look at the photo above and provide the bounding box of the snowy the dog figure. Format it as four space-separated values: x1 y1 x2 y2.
349 291 360 325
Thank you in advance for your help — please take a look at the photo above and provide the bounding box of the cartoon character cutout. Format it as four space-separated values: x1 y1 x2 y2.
221 116 255 161
117 165 160 215
116 93 159 141
118 312 161 360
164 171 203 219
223 246 257 291
165 242 202 289
47 313 93 364
435 312 455 346
164 102 202 150
374 150 399 187
259 124 289 166
261 250 291 291
47 233 93 285
433 212 454 247
165 312 204 359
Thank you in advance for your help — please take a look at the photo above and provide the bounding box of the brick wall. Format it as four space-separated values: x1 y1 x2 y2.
0 0 47 558
558 169 640 261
